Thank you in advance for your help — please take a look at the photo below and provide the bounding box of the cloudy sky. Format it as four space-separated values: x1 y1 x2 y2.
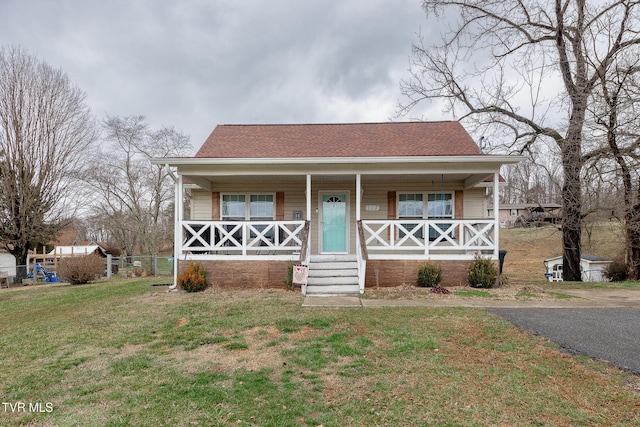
0 0 445 151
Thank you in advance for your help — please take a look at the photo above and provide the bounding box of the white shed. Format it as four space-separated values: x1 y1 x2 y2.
0 252 17 278
544 254 612 282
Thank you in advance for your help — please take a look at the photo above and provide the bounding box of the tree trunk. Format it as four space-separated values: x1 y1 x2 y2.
628 200 640 280
561 129 583 281
9 244 29 268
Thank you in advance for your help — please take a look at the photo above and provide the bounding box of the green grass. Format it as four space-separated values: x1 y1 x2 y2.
1 279 639 426
454 289 494 298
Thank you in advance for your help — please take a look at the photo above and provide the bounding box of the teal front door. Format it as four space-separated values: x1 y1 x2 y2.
322 194 347 252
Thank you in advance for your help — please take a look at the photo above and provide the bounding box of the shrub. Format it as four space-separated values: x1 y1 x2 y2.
467 254 498 288
58 255 104 285
417 262 442 287
178 262 208 292
604 258 628 282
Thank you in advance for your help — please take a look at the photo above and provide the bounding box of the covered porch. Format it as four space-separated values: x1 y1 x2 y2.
167 156 513 294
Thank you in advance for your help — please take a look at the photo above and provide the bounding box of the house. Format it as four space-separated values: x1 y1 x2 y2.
26 243 116 281
47 243 109 258
152 121 523 295
0 252 16 287
544 254 612 282
487 203 562 228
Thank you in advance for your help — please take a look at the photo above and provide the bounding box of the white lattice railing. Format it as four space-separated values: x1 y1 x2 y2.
181 221 306 260
361 219 497 260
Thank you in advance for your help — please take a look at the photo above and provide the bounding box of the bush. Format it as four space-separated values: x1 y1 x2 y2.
417 262 442 287
605 258 628 282
178 262 208 292
467 254 498 288
58 255 104 285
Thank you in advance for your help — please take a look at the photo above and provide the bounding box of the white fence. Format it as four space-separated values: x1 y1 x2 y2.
360 219 497 260
181 220 307 260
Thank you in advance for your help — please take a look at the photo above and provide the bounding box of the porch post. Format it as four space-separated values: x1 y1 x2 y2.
356 173 361 221
306 174 312 255
173 173 183 288
493 171 500 258
306 174 312 221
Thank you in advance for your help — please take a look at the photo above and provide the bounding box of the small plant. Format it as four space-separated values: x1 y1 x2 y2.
604 257 628 282
417 262 442 287
177 262 208 292
467 253 498 288
430 284 450 294
58 255 104 285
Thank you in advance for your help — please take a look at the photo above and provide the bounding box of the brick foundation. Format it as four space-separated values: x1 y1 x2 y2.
365 259 477 288
179 258 493 290
179 260 291 289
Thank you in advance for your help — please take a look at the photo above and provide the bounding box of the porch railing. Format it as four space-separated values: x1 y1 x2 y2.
356 221 368 294
180 219 496 261
360 219 497 260
181 220 306 260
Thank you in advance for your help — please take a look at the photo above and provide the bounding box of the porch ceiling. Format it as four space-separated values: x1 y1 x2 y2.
183 172 492 189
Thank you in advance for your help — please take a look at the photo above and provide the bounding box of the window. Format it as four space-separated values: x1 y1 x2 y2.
398 194 424 239
427 193 453 218
222 195 246 220
428 193 453 241
398 192 454 240
510 209 518 217
222 194 274 220
222 194 275 241
250 195 274 221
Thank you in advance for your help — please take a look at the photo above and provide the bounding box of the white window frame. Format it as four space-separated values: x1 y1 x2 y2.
221 193 276 221
398 192 455 240
397 192 455 220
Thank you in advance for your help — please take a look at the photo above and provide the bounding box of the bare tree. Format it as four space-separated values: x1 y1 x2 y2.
501 149 563 205
584 59 640 279
87 115 190 256
0 46 98 265
399 0 640 280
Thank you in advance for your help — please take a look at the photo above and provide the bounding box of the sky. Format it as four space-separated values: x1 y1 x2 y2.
0 0 444 152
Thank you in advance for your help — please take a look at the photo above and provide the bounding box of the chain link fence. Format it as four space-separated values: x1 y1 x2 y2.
10 255 174 285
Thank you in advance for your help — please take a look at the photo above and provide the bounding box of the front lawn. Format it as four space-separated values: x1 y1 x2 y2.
1 279 638 426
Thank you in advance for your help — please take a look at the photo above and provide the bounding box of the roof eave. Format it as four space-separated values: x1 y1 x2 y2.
152 155 525 166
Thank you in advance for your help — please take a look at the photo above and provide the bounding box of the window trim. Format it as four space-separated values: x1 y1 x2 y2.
397 192 455 220
221 193 276 220
397 192 455 241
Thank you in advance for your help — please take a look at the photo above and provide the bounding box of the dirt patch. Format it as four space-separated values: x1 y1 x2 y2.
173 325 322 375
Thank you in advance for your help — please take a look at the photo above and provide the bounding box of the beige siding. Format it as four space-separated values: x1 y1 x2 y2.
463 188 488 218
191 190 212 220
186 179 490 254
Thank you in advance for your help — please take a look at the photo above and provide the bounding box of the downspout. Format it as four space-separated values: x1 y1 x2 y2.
302 174 312 295
493 171 500 260
356 173 366 294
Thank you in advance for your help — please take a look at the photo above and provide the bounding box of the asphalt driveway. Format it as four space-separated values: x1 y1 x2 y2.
486 307 640 374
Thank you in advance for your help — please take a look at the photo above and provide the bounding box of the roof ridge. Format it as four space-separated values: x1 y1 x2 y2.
217 121 458 127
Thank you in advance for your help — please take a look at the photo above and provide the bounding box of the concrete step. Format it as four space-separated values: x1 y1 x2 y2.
307 275 358 286
305 254 360 295
305 284 361 295
308 268 359 278
310 254 357 262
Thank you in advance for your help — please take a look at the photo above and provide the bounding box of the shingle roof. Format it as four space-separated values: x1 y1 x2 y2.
194 121 481 158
